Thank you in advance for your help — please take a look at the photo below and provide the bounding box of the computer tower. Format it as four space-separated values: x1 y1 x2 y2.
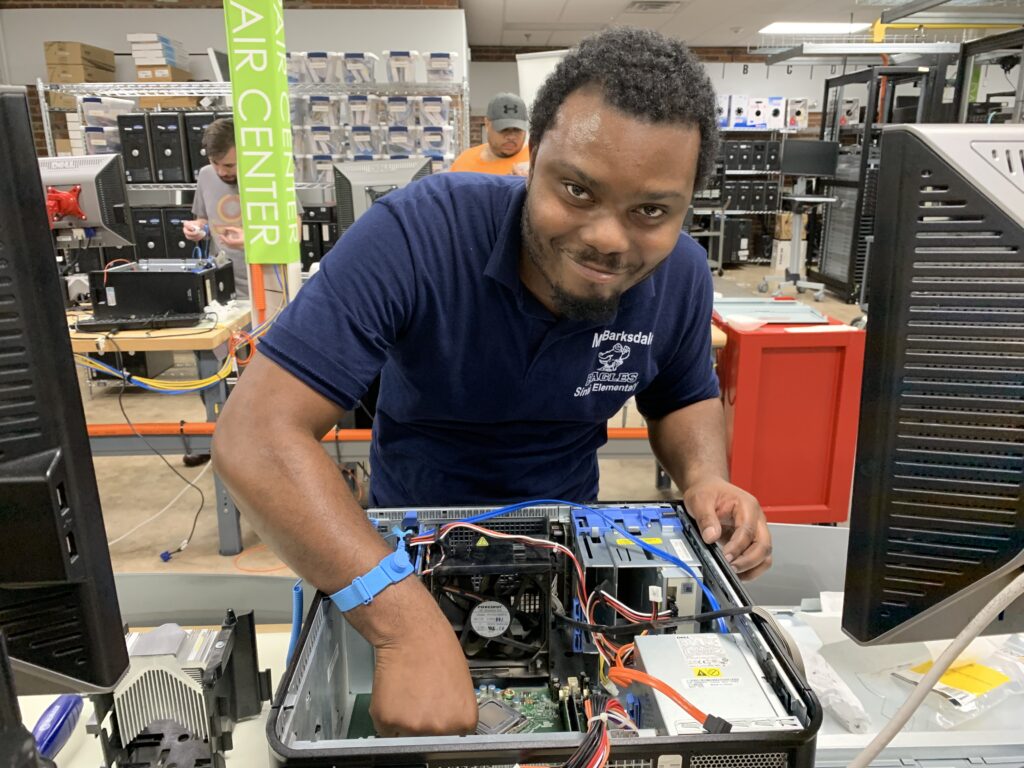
766 141 781 171
89 259 236 319
722 141 740 171
117 113 154 183
184 112 216 182
302 205 334 223
735 142 754 171
751 142 767 170
722 218 752 265
131 207 167 259
319 222 340 258
736 181 752 211
751 182 767 211
162 207 195 258
766 183 780 211
300 223 321 272
148 112 190 183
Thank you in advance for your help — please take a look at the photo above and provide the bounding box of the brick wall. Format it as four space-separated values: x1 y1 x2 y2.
2 0 456 7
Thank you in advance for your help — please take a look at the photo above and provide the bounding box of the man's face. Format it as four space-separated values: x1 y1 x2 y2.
486 119 526 158
520 87 701 322
210 147 238 184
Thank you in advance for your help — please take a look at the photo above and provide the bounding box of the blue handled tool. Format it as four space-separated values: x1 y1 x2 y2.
32 694 82 760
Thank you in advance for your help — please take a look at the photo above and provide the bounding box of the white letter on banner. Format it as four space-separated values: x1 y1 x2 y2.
229 0 264 33
238 89 271 121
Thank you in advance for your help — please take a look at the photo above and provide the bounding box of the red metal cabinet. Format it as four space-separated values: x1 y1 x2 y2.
714 316 866 524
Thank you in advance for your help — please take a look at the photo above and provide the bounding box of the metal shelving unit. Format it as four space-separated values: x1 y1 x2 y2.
37 78 471 162
808 64 948 304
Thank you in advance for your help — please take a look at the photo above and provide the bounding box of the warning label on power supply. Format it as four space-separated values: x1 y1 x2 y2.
692 667 722 677
685 677 740 689
676 635 730 668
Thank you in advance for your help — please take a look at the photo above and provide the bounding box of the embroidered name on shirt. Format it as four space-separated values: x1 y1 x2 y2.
592 329 654 348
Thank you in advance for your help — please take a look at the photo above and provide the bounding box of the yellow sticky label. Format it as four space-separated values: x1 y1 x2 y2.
475 536 489 547
911 661 1010 695
694 668 721 677
615 537 664 546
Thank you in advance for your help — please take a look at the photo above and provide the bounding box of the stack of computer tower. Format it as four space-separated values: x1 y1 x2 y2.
719 140 782 213
300 205 340 271
117 111 233 185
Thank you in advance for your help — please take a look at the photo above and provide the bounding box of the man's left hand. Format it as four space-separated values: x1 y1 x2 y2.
218 226 245 249
682 478 772 580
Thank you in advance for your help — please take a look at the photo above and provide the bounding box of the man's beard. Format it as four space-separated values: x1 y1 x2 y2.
521 204 621 323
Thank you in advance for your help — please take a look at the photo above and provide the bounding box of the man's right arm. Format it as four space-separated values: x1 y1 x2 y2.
212 353 478 736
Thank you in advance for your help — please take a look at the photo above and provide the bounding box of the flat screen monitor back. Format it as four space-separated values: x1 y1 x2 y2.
0 87 129 694
333 157 432 232
779 140 839 178
39 154 134 249
842 124 1024 645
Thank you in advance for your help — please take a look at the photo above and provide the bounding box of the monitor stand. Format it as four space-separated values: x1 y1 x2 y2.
760 180 834 301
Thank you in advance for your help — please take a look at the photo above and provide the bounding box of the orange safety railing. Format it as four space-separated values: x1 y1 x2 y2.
87 424 650 441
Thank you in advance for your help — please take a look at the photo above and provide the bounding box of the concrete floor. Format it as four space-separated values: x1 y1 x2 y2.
86 262 861 577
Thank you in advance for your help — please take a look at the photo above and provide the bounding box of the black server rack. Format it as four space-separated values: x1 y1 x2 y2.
117 113 154 183
148 112 190 183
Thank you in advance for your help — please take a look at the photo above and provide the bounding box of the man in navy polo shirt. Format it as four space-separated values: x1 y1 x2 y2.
213 28 771 737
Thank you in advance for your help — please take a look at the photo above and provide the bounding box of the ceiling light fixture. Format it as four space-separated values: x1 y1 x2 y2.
758 22 872 34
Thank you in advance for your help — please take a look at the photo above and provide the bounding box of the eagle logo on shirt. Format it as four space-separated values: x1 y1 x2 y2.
597 343 631 372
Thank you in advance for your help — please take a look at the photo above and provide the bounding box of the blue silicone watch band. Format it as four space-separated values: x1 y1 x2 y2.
330 545 414 613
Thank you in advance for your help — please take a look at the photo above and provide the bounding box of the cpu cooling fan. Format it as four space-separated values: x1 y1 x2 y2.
435 572 549 675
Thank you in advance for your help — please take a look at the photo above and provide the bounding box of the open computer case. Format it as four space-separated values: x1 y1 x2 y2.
267 502 822 768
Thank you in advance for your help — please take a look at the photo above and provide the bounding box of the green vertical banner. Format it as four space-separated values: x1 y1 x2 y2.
223 0 299 264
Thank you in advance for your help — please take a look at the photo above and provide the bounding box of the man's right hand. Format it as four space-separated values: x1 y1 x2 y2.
183 220 206 242
353 582 478 736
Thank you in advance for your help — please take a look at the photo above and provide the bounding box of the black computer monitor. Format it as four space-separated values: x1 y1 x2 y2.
333 157 432 233
842 123 1024 645
0 86 130 694
38 154 134 249
779 140 839 178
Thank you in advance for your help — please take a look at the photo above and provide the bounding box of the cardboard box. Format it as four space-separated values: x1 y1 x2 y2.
44 41 115 70
771 238 807 273
47 91 78 110
774 211 808 241
138 95 201 109
54 138 73 156
47 64 117 84
135 65 192 82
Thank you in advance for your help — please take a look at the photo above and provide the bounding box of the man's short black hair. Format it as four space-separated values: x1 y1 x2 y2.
529 27 719 189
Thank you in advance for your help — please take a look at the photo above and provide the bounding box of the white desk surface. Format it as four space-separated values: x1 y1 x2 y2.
18 618 1024 767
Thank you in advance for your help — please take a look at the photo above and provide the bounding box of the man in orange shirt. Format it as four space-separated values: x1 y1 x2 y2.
450 93 530 176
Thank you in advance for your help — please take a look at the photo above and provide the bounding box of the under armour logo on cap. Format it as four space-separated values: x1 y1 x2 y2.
487 93 529 132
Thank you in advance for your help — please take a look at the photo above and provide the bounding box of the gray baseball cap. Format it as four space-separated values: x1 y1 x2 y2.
487 92 528 132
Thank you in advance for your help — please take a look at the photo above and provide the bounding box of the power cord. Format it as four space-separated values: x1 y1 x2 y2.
112 344 206 560
848 568 1024 768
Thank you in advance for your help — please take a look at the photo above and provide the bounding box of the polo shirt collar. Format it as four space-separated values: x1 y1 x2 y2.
483 182 659 315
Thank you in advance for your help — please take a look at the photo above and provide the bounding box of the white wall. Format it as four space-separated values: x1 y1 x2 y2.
467 60 519 114
0 8 468 85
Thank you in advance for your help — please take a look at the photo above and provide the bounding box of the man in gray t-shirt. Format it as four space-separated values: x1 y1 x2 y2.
185 118 301 298
185 118 247 295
